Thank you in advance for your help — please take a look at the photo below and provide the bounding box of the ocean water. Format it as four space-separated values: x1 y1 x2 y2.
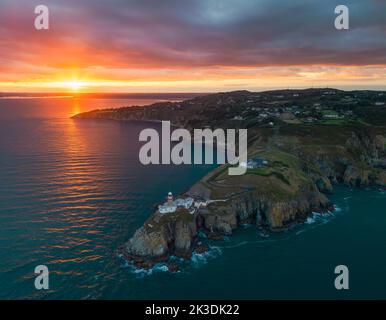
0 97 385 299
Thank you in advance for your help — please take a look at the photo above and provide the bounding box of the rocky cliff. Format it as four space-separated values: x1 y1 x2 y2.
123 209 198 268
123 130 385 269
124 189 332 268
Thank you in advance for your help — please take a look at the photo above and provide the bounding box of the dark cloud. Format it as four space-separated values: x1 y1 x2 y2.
0 0 386 72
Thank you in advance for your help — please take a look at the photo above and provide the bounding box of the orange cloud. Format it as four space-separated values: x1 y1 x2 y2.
0 0 385 92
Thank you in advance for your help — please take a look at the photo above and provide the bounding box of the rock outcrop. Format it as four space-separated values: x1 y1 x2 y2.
124 209 198 267
124 185 333 268
126 226 169 258
200 188 331 232
297 132 386 189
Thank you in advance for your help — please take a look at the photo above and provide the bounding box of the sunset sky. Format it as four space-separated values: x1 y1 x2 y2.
0 0 386 93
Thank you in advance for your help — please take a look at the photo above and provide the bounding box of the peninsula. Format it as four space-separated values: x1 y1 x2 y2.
73 89 386 270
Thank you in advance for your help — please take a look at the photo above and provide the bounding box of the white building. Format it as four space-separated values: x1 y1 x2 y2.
159 203 177 214
174 197 194 208
159 191 177 214
240 160 256 169
158 192 195 214
240 158 268 169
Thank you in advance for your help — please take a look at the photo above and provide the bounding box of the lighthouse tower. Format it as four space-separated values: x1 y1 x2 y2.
167 192 173 205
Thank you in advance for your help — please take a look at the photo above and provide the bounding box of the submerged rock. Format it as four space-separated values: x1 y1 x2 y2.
195 244 209 254
206 232 225 241
167 263 180 273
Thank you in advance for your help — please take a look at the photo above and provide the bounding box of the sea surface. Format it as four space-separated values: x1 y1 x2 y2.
0 96 385 299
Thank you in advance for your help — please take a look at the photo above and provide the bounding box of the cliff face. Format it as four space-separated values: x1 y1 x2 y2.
126 226 170 258
124 185 332 267
124 131 385 268
201 188 331 232
297 132 386 188
125 209 198 266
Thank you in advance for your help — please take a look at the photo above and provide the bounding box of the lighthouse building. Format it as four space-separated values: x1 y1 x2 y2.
158 192 194 214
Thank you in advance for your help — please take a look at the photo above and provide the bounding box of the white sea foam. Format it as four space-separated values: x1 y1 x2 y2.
305 216 316 224
296 210 337 235
125 246 223 276
191 246 222 267
305 212 323 225
127 262 170 277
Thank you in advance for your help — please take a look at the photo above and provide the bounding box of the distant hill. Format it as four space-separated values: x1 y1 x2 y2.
73 88 386 128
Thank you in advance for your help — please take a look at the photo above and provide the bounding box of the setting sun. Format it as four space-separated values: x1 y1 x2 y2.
69 80 82 92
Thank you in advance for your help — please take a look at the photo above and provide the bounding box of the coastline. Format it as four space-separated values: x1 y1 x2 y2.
72 89 386 272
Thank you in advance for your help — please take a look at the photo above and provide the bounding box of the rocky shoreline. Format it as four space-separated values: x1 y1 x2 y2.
72 90 386 271
121 192 333 270
121 131 385 271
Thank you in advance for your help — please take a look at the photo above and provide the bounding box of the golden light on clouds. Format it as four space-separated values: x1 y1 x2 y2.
0 1 385 92
0 65 384 93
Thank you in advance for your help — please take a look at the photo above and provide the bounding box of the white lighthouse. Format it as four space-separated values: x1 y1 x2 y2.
159 191 177 214
167 191 173 205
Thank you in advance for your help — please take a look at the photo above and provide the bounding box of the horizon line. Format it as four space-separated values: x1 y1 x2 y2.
1 86 386 96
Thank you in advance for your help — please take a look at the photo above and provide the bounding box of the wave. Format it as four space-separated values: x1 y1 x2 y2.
191 246 222 267
305 212 322 224
295 205 345 235
127 262 170 278
121 246 223 276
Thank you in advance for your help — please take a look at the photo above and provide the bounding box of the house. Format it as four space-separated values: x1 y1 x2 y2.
240 157 268 169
